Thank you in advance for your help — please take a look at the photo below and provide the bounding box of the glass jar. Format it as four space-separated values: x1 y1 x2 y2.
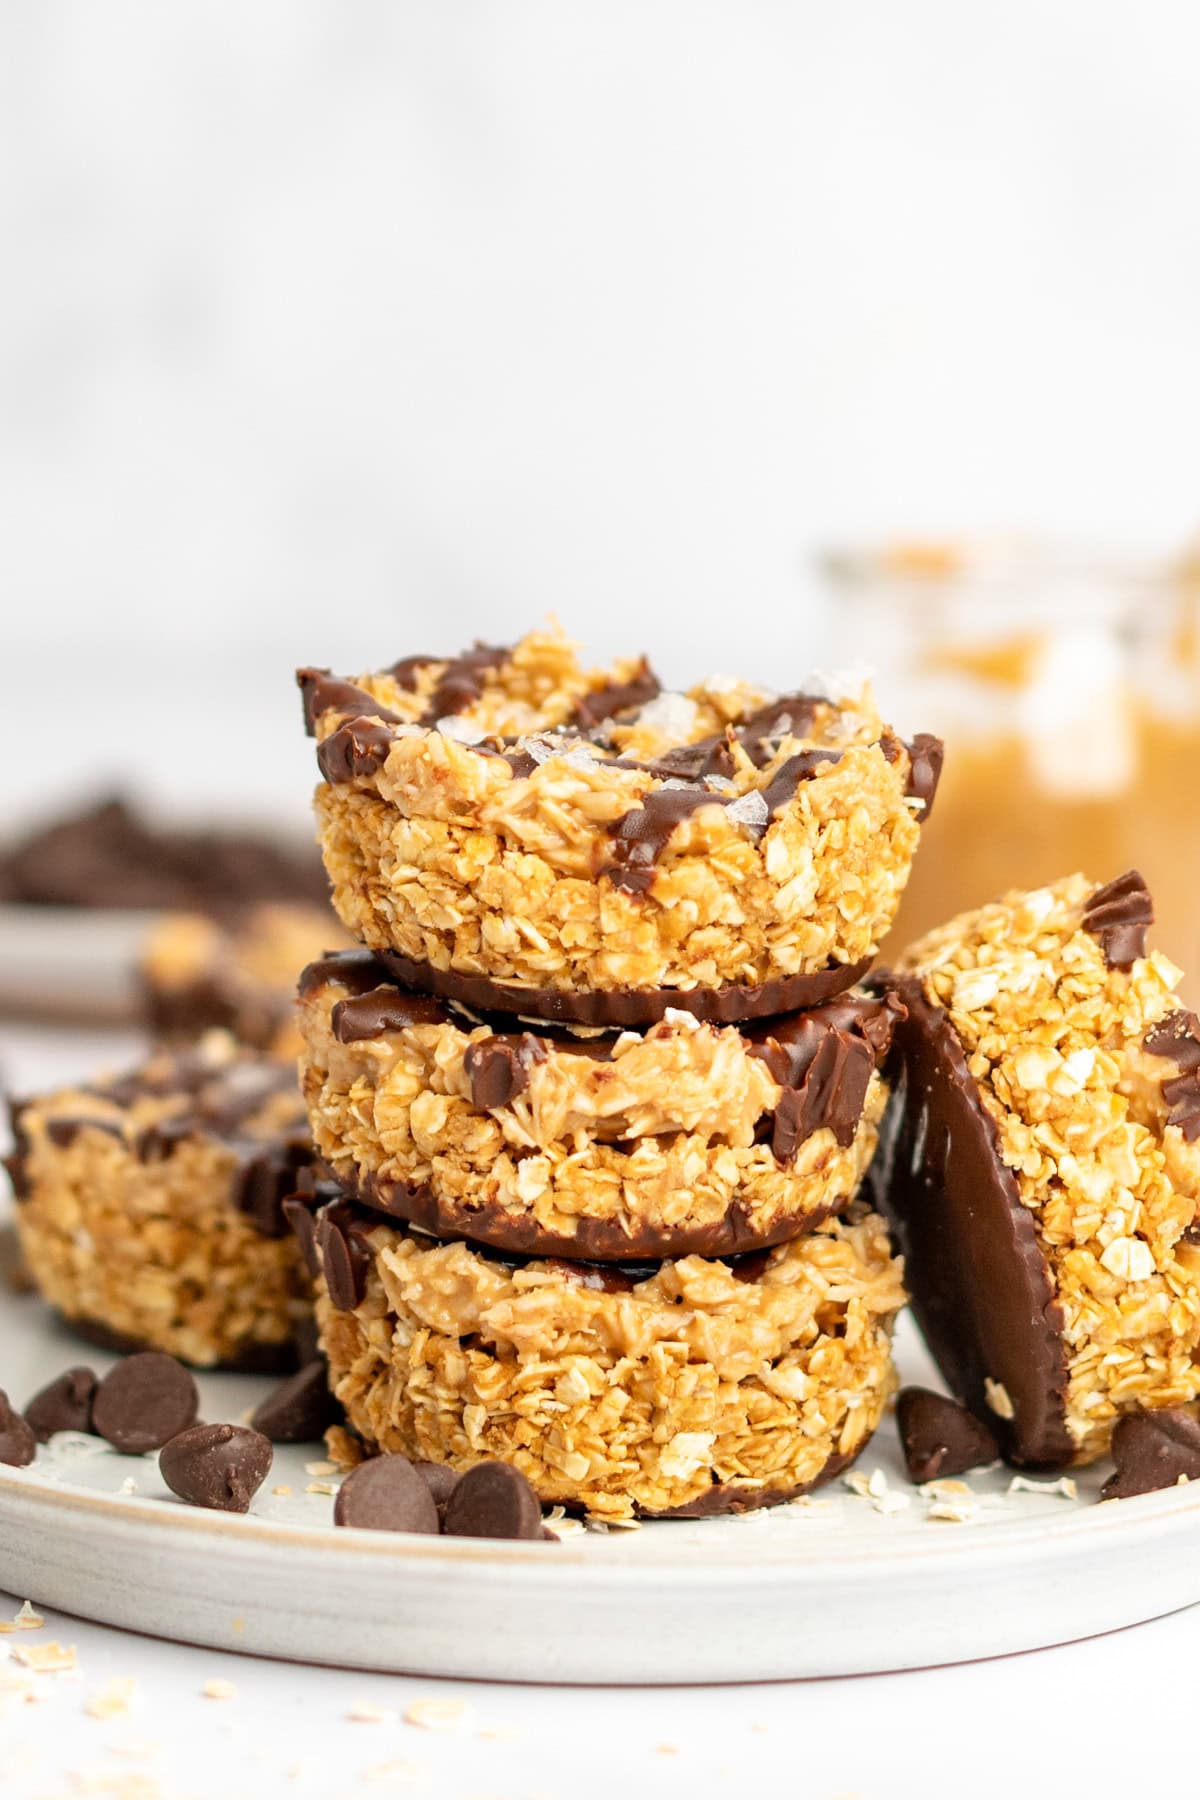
821 538 1200 1000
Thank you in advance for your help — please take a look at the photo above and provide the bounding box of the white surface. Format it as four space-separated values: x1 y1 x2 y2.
4 1019 1200 1795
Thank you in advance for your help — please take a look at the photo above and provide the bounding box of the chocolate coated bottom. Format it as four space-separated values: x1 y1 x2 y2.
875 977 1072 1468
332 1163 845 1262
377 951 873 1027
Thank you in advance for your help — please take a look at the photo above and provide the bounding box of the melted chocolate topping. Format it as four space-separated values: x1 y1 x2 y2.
332 987 448 1041
874 976 1072 1468
570 659 662 729
1144 1010 1200 1143
416 643 508 723
298 947 391 1001
297 670 405 737
599 789 730 894
1082 870 1154 969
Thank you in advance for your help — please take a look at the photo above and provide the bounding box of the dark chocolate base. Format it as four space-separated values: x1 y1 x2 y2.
57 1311 302 1376
320 1161 846 1263
874 976 1073 1469
376 951 874 1028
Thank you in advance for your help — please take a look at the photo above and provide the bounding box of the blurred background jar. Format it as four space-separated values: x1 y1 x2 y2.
822 537 1200 1001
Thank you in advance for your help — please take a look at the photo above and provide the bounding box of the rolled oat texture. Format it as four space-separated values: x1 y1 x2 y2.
879 871 1200 1467
298 948 898 1258
297 628 939 1019
310 1201 904 1520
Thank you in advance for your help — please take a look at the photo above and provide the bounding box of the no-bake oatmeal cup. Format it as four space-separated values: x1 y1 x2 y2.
297 628 942 1026
297 947 902 1260
6 1033 317 1369
291 1193 905 1521
876 870 1200 1469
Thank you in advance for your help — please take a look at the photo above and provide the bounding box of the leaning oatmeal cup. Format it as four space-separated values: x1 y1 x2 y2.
877 870 1200 1469
297 947 901 1259
5 1033 317 1369
297 628 942 1025
291 1193 905 1520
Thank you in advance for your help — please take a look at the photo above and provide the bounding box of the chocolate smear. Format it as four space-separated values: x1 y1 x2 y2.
1144 1011 1200 1143
442 1460 545 1540
765 1030 874 1160
24 1367 97 1442
571 659 662 728
1101 1407 1200 1500
0 1391 36 1466
1082 870 1154 969
599 789 731 894
92 1353 199 1455
332 986 447 1042
896 1386 1000 1483
160 1422 273 1513
334 1454 440 1533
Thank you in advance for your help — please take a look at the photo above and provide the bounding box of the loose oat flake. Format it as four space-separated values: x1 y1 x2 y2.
1008 1475 1078 1500
201 1678 237 1700
403 1696 470 1731
85 1676 137 1719
0 1600 44 1633
11 1640 77 1673
348 1700 396 1723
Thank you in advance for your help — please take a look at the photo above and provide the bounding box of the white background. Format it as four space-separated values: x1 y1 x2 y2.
4 6 1200 1794
4 2 1200 827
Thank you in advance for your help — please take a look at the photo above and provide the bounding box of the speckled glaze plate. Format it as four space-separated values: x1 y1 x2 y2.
3 1290 1200 1683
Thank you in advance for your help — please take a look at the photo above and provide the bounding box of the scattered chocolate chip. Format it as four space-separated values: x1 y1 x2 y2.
91 1352 199 1454
24 1366 97 1442
159 1422 273 1513
414 1460 460 1517
251 1361 341 1444
896 1387 1000 1483
1101 1408 1200 1500
442 1461 545 1540
0 1390 36 1466
333 1454 440 1534
1081 870 1154 969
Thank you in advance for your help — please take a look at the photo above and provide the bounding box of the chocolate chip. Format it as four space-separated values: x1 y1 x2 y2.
464 1036 545 1110
1101 1408 1200 1500
904 733 945 818
1144 1011 1200 1143
896 1387 1000 1483
316 1208 371 1312
24 1366 97 1442
442 1461 545 1540
0 1390 36 1466
414 1460 460 1517
92 1352 199 1454
251 1361 341 1444
333 1455 440 1534
159 1422 273 1513
1082 870 1154 969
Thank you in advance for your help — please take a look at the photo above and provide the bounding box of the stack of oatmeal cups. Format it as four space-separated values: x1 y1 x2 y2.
292 630 940 1521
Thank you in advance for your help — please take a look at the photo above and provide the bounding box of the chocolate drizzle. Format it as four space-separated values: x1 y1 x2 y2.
599 789 730 894
297 670 404 737
1082 870 1154 969
1144 1011 1200 1143
875 976 1072 1468
316 719 397 784
570 659 662 728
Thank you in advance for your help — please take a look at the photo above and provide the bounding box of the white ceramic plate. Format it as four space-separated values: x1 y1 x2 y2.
1 1289 1198 1684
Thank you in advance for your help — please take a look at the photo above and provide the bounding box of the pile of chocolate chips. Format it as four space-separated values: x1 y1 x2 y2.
2 1353 557 1538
